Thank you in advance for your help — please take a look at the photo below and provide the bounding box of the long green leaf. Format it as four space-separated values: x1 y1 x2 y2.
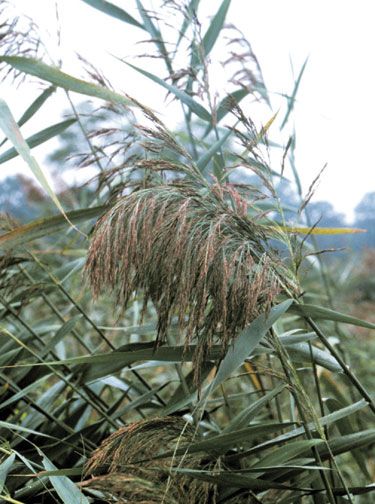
0 118 76 164
318 429 375 459
325 398 370 478
289 302 375 330
251 439 323 468
202 0 231 57
145 422 295 460
286 342 341 372
0 453 15 493
0 99 67 218
223 384 286 433
238 399 369 458
81 0 144 29
280 57 308 129
203 88 249 136
43 457 89 504
67 344 223 383
196 126 233 172
170 468 298 491
0 206 106 251
177 0 201 46
135 0 172 71
125 61 211 121
0 57 135 108
0 421 52 437
207 299 293 395
0 86 56 148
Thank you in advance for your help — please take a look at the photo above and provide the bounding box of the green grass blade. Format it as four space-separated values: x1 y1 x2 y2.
0 118 76 164
0 57 135 108
135 0 171 71
241 400 369 456
280 57 308 129
81 0 144 29
17 86 56 128
289 302 375 330
0 421 52 437
0 99 68 219
202 0 231 57
0 86 56 148
0 206 106 251
325 398 370 478
196 126 233 172
0 453 15 493
207 299 293 395
42 457 89 504
203 88 249 136
223 384 286 433
124 61 211 121
151 423 295 460
318 430 375 459
251 439 323 468
170 468 297 491
177 0 200 46
286 342 342 372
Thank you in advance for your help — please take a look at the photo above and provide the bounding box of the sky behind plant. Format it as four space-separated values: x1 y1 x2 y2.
1 0 374 221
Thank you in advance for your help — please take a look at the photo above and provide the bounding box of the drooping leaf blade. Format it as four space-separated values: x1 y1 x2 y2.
0 57 135 108
0 99 68 218
202 0 231 57
0 206 106 251
289 302 375 330
207 299 293 395
81 0 144 29
0 86 56 148
124 61 211 121
281 57 308 129
0 118 76 164
0 453 16 493
196 126 233 172
42 457 90 504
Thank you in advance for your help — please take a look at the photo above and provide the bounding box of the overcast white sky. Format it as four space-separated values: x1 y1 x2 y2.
1 0 375 222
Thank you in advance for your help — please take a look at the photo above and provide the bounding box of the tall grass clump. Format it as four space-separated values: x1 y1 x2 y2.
0 1 374 503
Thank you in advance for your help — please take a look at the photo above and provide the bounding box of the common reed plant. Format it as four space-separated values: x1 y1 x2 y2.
0 1 374 503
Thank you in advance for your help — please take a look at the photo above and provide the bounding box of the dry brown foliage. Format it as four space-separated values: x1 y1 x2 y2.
83 416 213 503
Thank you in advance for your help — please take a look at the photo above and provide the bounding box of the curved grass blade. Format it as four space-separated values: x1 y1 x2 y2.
250 439 323 469
206 299 293 396
0 99 68 219
177 0 200 46
0 57 135 109
0 421 52 437
203 88 249 136
0 206 106 251
81 0 144 29
280 57 308 130
196 126 233 172
170 468 299 492
232 399 369 459
42 457 89 504
0 118 76 164
0 86 56 148
0 453 15 493
325 398 370 478
124 61 211 121
286 342 342 372
135 0 172 72
289 302 375 330
223 383 286 433
202 0 231 57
